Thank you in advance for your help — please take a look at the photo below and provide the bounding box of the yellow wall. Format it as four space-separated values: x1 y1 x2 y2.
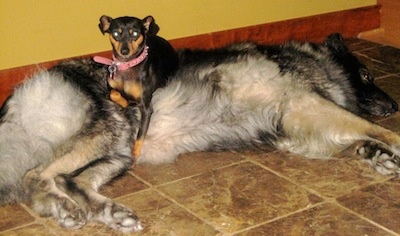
0 0 376 70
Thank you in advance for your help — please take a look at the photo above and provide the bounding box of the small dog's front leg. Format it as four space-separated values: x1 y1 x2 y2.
133 105 153 158
110 90 129 108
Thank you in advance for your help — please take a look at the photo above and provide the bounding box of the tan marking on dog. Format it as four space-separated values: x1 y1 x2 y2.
108 76 124 91
110 90 128 108
123 80 142 101
39 134 111 181
133 138 144 158
109 34 122 56
109 34 144 60
124 35 144 59
130 35 144 54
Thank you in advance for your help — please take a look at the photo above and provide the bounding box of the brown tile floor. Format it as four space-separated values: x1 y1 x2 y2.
1 38 400 235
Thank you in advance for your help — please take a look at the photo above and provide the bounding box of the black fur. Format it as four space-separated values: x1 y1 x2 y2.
98 15 179 157
256 33 398 116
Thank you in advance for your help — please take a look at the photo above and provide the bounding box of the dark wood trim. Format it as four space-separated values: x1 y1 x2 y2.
169 5 381 49
0 5 380 105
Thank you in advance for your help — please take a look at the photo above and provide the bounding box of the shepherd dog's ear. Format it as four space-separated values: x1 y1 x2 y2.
143 16 159 36
324 33 348 54
99 15 114 34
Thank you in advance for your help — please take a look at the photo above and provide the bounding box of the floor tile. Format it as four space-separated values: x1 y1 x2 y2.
0 204 34 231
337 179 400 234
134 151 244 185
378 114 400 133
247 152 388 198
345 38 381 52
1 224 54 236
375 75 400 104
118 189 219 235
99 171 148 199
157 162 322 233
360 46 400 72
44 219 126 236
355 53 397 77
237 203 393 236
353 42 400 77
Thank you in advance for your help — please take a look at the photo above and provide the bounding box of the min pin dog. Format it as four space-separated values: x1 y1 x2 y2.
95 15 179 158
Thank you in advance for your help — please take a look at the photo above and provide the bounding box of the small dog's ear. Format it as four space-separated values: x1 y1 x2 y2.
143 16 159 36
99 15 113 34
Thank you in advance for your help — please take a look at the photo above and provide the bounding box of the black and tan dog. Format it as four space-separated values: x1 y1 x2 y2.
95 15 178 158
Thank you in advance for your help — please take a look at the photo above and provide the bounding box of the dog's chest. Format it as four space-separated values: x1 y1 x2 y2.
109 69 145 101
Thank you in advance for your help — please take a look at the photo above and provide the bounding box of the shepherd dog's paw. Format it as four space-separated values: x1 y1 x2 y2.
357 141 400 175
94 201 143 233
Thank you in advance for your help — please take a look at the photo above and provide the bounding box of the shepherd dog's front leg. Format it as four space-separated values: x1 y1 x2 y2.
278 92 400 175
23 133 119 229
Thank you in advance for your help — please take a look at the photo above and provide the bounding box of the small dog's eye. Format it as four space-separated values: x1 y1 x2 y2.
130 30 139 39
112 31 120 38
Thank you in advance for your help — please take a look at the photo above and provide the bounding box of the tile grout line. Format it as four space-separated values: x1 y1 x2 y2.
123 160 254 234
131 158 250 189
231 202 327 235
0 203 56 234
245 154 400 235
136 179 225 234
332 199 400 236
111 172 225 234
244 154 394 206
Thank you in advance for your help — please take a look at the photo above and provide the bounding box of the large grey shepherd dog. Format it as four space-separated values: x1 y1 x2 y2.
0 33 399 232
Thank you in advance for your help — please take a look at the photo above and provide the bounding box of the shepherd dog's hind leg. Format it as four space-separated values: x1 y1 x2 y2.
23 168 87 229
23 134 115 229
62 154 143 232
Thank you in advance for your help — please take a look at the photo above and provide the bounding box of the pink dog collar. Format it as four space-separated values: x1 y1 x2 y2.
93 46 149 73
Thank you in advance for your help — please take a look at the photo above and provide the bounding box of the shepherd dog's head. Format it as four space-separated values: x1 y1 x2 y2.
325 33 398 116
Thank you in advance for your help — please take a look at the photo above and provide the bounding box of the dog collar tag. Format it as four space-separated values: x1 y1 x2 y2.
108 64 117 79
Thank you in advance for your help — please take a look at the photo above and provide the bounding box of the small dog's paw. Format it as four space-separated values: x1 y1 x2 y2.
98 202 143 233
110 90 129 108
357 141 400 175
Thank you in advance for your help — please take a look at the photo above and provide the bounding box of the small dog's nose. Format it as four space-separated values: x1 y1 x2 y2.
121 48 130 56
120 43 130 56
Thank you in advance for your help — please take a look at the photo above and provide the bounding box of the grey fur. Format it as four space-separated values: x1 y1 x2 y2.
0 59 143 232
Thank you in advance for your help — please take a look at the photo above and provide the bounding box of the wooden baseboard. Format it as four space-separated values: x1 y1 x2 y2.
0 5 380 105
168 5 380 49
